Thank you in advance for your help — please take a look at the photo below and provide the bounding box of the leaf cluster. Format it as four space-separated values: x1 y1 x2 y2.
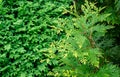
0 0 72 76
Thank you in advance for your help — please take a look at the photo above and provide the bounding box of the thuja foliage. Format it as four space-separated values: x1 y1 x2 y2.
0 0 72 76
74 0 120 66
87 0 120 65
47 1 120 76
99 0 120 65
0 0 120 77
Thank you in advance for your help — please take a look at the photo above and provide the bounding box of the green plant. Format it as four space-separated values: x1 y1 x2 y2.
0 0 120 77
0 0 72 76
92 0 120 65
47 1 120 76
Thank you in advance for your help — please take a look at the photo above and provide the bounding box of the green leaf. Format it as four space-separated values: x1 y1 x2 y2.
4 44 11 50
20 72 26 77
13 19 23 25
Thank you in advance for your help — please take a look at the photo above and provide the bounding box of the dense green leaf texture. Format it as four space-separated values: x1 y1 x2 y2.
0 0 120 77
47 0 119 77
0 0 72 76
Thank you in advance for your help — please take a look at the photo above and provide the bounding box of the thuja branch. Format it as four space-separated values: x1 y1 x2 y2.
85 31 96 48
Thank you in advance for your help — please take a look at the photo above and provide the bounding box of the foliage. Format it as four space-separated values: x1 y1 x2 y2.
0 0 72 76
47 1 120 77
0 0 120 77
74 0 120 66
93 0 120 65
